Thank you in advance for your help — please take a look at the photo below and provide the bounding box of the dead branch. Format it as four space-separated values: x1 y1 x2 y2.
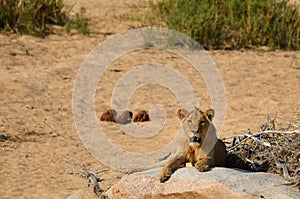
224 130 300 151
275 161 291 179
287 122 299 129
224 125 300 189
65 162 110 197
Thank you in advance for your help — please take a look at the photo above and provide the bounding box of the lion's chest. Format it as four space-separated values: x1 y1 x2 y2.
186 146 201 164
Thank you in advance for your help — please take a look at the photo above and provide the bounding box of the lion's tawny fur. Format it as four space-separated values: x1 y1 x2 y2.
158 108 227 182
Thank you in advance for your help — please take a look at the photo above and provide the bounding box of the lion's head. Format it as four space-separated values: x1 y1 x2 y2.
178 107 215 147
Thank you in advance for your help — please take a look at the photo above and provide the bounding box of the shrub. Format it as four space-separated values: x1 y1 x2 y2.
149 0 300 50
73 7 89 35
0 0 89 37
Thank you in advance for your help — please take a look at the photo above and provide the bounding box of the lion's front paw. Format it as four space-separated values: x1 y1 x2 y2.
195 161 209 172
158 167 172 183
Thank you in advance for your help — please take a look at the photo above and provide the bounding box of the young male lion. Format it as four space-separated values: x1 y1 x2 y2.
158 107 227 182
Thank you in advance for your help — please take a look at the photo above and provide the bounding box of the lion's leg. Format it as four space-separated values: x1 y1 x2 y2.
195 155 212 172
158 155 187 183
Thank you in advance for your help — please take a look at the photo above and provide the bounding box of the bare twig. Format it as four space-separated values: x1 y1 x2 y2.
44 119 56 132
275 161 291 179
224 130 300 141
245 158 257 170
227 136 251 151
287 122 299 129
65 162 110 197
87 171 104 197
254 130 300 135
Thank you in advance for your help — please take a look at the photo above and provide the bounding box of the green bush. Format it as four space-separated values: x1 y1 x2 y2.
0 0 89 37
149 0 300 50
74 7 89 35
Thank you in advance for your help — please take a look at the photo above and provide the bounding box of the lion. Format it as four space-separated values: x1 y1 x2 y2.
158 107 227 182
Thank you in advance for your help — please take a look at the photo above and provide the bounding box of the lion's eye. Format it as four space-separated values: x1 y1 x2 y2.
187 119 192 125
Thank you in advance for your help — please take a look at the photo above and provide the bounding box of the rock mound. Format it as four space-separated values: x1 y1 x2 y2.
107 167 300 199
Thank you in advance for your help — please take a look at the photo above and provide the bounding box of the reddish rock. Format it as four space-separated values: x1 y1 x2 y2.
133 110 150 122
100 109 116 122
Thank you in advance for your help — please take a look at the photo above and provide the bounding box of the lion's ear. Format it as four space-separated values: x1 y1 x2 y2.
177 109 188 120
205 108 215 121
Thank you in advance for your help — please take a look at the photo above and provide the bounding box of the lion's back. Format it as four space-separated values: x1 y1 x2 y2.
213 139 227 166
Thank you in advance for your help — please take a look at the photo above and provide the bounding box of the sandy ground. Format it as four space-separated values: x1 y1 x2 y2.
0 0 299 198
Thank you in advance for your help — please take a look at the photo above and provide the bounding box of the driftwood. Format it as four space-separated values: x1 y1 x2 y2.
65 162 109 197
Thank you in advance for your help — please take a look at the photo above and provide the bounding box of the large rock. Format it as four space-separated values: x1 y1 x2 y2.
107 167 300 199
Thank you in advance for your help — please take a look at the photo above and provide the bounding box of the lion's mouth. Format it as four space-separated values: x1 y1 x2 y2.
189 136 201 143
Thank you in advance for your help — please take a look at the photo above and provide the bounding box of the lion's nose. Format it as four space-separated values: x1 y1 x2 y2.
191 129 198 135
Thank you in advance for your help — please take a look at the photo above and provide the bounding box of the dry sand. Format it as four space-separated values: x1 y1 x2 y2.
0 0 299 198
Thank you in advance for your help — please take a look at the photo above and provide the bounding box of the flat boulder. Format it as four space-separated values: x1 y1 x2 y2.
107 167 300 199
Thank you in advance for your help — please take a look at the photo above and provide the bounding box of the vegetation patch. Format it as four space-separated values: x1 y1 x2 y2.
0 0 89 37
148 0 300 50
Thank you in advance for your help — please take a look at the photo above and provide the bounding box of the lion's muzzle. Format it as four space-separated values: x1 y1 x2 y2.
189 136 201 143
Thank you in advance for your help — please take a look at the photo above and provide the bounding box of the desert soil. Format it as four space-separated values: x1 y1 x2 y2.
0 0 299 198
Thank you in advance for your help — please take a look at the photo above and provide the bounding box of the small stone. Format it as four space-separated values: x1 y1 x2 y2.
133 110 150 122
